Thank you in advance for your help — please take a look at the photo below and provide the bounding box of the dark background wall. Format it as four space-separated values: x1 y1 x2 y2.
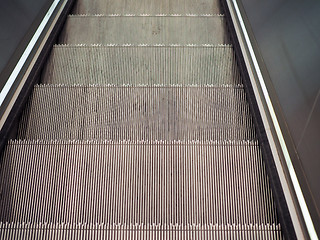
0 0 52 90
240 0 320 234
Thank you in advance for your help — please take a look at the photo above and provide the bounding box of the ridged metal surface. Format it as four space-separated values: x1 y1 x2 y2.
42 45 241 85
0 140 277 224
59 16 230 45
18 85 255 140
72 0 222 15
0 0 285 237
0 222 283 240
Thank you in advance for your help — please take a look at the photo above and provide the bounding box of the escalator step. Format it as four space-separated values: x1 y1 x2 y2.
59 16 229 45
72 0 222 15
18 85 255 140
0 222 283 240
0 140 277 225
43 45 240 85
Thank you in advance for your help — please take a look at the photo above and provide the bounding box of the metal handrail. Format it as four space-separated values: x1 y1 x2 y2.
224 0 318 239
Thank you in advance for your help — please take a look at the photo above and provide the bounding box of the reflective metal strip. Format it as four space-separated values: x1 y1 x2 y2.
0 0 62 107
0 0 70 132
226 0 318 239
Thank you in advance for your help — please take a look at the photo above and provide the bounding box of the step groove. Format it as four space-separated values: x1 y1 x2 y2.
43 45 241 85
18 85 255 140
0 222 283 239
72 0 223 15
0 140 277 225
59 16 230 45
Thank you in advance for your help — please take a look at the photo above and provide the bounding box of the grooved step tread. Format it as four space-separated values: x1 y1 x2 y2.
43 45 240 85
18 85 255 140
72 0 222 15
59 16 229 45
0 140 277 225
0 223 283 240
0 0 285 237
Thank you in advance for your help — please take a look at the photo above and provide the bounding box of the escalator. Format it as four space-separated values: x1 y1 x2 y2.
0 0 304 239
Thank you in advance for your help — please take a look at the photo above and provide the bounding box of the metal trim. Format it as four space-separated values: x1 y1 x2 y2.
0 0 68 130
224 0 318 239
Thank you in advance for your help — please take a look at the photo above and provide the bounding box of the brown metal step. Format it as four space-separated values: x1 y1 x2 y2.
0 140 277 225
18 85 255 140
42 45 240 85
59 16 229 45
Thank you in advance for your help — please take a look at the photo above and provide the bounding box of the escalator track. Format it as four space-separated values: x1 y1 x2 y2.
0 0 290 238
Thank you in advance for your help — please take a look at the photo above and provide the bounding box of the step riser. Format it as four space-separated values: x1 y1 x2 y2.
0 223 283 240
18 86 255 140
72 0 222 15
59 16 229 45
43 46 240 85
0 141 277 224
